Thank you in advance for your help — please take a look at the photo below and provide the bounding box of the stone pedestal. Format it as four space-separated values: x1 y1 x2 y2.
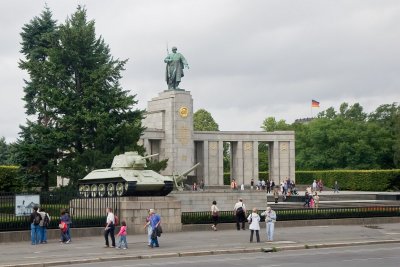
142 90 195 176
119 196 181 233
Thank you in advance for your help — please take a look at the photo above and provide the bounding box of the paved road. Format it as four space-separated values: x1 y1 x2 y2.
1 224 400 266
55 243 400 267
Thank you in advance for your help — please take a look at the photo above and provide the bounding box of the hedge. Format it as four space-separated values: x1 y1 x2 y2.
0 166 19 192
224 169 400 191
296 170 400 191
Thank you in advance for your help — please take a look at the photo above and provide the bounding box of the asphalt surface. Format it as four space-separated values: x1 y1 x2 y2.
1 223 400 266
55 243 400 267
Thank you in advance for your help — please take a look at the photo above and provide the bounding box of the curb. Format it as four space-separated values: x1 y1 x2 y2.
3 239 400 267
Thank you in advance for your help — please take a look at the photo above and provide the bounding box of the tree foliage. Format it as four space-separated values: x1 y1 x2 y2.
262 102 399 170
193 109 219 131
15 6 144 190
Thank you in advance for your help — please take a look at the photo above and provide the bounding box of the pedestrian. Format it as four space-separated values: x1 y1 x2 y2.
211 200 219 231
60 209 71 243
314 192 320 209
261 180 266 190
304 192 310 208
266 180 271 194
200 179 205 191
104 207 116 248
250 178 254 190
261 207 277 241
334 181 339 193
30 206 42 245
273 187 279 203
149 209 161 248
231 179 238 190
144 209 152 246
312 180 317 192
233 198 246 230
192 182 198 191
116 220 128 249
247 208 260 243
240 183 245 191
38 208 50 244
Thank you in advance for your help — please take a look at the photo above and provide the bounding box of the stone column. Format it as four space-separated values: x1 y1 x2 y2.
218 141 224 186
243 141 254 186
231 141 244 185
203 140 209 185
270 141 280 184
253 141 259 180
279 141 290 182
289 141 296 183
208 141 219 185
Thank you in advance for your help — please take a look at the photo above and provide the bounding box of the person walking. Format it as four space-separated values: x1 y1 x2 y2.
261 207 277 241
116 220 128 249
334 181 339 193
233 198 246 230
273 187 279 203
144 210 152 246
266 180 271 194
304 192 310 208
104 207 116 248
313 192 320 209
231 179 238 190
30 206 42 245
250 178 254 190
38 208 50 244
60 209 71 243
211 200 219 231
247 208 261 243
312 180 317 192
149 209 161 248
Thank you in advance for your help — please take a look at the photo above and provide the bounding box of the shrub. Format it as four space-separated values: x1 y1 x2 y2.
0 166 19 192
295 170 400 191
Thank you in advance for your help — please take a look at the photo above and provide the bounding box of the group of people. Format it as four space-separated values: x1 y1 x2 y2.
210 198 277 242
30 206 163 250
30 207 73 245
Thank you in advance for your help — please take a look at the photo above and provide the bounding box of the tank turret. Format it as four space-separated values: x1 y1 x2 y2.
78 151 172 198
111 151 159 170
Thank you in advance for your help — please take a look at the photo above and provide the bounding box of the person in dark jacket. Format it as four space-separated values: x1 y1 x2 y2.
60 209 71 243
30 206 41 245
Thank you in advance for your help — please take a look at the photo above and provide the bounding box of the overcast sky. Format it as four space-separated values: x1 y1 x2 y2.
1 0 399 142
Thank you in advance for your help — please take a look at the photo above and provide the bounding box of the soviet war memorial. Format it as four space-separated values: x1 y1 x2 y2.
0 2 400 267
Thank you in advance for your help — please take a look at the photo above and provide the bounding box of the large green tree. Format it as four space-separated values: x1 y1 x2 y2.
15 6 144 190
193 109 219 131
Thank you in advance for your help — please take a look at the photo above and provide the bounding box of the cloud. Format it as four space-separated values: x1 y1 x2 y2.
1 0 399 142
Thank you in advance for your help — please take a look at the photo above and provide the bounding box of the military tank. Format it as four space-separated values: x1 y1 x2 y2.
78 151 174 198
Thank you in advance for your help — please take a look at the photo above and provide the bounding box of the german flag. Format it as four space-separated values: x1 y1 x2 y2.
311 99 320 108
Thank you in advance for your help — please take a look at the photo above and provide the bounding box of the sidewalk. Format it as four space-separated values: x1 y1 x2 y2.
1 223 400 267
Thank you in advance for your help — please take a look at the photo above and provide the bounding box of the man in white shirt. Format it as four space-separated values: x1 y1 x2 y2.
104 207 115 248
233 198 246 230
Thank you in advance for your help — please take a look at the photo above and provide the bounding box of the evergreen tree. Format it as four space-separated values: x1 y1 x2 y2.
16 6 144 190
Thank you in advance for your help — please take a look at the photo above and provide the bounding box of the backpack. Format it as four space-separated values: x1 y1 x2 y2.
114 215 119 226
33 212 41 225
43 214 50 227
236 205 244 216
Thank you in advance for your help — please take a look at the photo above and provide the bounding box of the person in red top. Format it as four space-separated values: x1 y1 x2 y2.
116 220 128 249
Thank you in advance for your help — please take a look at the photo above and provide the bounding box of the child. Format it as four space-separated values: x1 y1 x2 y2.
116 220 128 249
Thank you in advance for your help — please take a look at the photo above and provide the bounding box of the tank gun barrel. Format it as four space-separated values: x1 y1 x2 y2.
176 162 200 180
142 153 159 160
173 163 200 191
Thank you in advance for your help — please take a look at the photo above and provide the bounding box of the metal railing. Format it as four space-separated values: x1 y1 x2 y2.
0 192 120 232
181 206 400 224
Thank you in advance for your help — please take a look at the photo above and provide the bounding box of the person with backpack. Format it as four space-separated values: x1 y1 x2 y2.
38 208 50 244
30 206 42 245
233 198 246 230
